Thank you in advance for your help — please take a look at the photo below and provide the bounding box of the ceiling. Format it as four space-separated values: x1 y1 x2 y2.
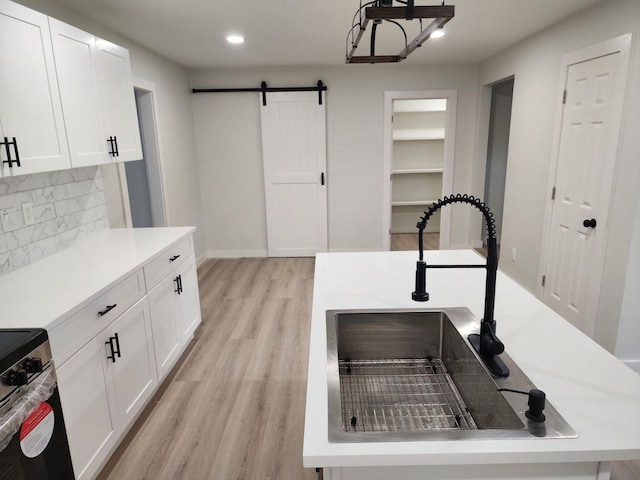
48 0 607 69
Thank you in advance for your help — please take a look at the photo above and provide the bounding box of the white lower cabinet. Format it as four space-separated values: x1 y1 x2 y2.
56 332 117 480
176 255 202 343
106 298 158 429
53 233 200 480
57 297 157 480
148 274 181 381
148 254 201 380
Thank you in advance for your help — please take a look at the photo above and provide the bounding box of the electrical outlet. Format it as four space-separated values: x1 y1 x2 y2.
511 247 517 262
0 207 20 232
22 202 35 226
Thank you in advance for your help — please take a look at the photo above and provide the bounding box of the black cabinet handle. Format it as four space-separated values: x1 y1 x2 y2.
169 255 180 262
1 137 10 165
105 333 122 363
113 332 121 358
11 137 20 167
107 136 119 157
321 172 325 186
98 304 117 316
174 274 183 294
1 137 20 168
583 218 597 229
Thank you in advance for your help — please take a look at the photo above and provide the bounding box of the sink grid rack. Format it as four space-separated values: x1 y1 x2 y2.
339 358 477 433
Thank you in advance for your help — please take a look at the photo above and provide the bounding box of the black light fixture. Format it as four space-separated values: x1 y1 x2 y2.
346 0 454 64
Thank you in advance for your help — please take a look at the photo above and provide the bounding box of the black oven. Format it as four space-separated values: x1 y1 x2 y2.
0 329 75 480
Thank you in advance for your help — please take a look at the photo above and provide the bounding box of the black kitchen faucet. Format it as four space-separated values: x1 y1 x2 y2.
412 194 509 377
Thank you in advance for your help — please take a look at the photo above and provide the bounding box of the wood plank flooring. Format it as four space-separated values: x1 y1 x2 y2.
97 256 639 480
97 257 317 480
391 233 439 251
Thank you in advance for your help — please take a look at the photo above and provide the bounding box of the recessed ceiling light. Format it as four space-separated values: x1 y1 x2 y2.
226 35 245 44
431 27 445 39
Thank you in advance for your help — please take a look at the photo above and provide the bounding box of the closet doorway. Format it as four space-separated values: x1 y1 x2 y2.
382 90 457 251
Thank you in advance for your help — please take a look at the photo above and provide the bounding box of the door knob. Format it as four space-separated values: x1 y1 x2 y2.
583 218 597 228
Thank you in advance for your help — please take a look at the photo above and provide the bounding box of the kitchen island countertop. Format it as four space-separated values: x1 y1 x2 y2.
303 250 640 474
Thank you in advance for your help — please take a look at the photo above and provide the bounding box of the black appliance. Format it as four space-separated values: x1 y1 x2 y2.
0 329 75 480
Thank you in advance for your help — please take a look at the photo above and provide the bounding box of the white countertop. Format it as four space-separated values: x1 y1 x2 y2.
0 227 195 331
303 250 640 467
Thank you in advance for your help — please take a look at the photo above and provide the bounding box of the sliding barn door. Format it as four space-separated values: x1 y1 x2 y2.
260 91 327 257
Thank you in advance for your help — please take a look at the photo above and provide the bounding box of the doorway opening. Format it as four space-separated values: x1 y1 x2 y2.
124 87 167 227
383 90 457 252
481 78 514 251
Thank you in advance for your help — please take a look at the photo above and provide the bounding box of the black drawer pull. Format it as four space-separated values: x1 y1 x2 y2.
98 304 117 316
169 255 180 262
174 274 183 294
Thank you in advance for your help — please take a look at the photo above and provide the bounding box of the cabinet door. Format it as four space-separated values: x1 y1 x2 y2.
148 275 181 380
56 335 118 480
176 255 202 342
49 18 110 167
95 39 142 162
106 297 158 430
0 0 70 176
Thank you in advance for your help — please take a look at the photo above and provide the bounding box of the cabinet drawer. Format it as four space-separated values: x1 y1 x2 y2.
143 236 193 289
50 269 145 365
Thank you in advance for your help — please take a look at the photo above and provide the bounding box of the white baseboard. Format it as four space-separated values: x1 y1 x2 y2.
329 247 382 253
206 249 268 258
196 252 208 266
623 360 640 375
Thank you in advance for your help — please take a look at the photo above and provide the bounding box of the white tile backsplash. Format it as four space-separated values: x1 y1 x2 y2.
0 167 108 275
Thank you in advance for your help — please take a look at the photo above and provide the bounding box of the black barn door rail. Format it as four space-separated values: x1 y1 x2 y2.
192 80 327 106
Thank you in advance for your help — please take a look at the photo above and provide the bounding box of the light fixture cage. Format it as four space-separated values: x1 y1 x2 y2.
345 0 454 64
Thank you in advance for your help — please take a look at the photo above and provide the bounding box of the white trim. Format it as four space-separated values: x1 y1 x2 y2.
132 76 170 227
196 253 209 267
117 162 133 227
596 462 612 480
537 34 633 338
472 83 503 247
206 249 268 258
382 90 457 251
623 360 640 375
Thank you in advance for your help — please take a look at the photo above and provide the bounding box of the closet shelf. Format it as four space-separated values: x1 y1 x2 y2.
392 168 443 175
392 200 439 207
393 128 445 141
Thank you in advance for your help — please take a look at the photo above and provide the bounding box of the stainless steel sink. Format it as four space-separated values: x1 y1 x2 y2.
326 308 577 442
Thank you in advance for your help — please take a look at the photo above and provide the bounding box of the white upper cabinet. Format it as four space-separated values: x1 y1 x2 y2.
0 0 141 176
49 18 142 166
95 39 142 162
49 18 111 167
0 0 70 176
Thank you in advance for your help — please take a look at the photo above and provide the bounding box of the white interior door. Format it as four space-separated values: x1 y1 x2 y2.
542 51 625 335
260 91 328 257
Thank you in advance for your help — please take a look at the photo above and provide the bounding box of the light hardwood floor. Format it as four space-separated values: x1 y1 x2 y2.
391 232 439 251
98 257 317 480
97 256 639 480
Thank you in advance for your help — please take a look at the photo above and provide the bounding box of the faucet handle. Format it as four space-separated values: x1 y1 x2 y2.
481 332 505 355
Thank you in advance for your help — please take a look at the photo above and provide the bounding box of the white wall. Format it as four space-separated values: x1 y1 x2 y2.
477 0 640 354
14 0 206 258
616 192 640 372
190 64 479 256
